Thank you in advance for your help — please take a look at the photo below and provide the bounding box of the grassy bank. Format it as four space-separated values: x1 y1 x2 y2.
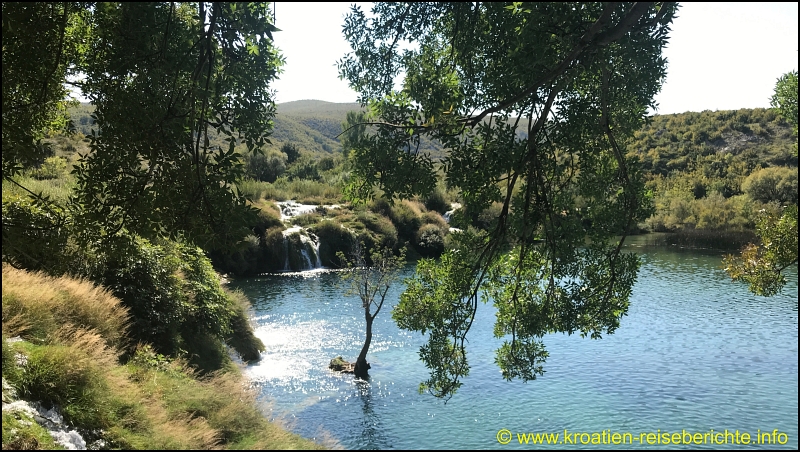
2 264 326 450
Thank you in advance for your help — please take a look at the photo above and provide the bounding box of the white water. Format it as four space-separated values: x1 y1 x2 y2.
277 201 341 222
281 226 323 271
2 400 88 450
443 202 461 224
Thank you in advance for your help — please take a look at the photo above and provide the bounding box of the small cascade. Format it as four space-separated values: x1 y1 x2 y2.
443 202 463 233
280 226 323 272
443 202 462 224
272 200 342 273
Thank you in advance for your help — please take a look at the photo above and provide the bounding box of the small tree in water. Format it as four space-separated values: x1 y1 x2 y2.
338 243 405 379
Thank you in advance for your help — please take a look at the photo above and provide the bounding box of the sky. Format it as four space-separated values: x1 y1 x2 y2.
270 2 798 115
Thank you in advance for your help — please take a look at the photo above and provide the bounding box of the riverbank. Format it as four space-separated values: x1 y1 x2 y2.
1 264 325 450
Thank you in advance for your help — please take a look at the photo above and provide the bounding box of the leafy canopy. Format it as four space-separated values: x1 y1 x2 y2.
724 69 799 296
3 3 283 252
2 3 90 178
339 2 677 399
770 70 798 147
73 2 283 250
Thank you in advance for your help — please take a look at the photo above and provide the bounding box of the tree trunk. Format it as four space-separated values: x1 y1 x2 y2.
354 309 372 380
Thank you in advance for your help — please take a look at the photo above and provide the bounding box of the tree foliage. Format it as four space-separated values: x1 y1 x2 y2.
770 70 798 147
742 166 798 205
71 2 282 250
339 2 677 398
338 243 405 379
3 3 283 252
723 205 798 296
2 3 89 178
724 69 799 295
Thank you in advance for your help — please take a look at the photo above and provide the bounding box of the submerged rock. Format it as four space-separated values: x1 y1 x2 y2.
329 356 355 373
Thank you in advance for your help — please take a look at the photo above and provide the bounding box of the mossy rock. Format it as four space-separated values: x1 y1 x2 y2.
328 356 354 373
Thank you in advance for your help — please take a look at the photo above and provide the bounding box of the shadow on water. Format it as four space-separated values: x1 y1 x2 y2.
355 380 388 449
233 241 798 450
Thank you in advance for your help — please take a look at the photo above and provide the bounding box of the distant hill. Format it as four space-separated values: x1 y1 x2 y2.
626 108 796 176
68 102 796 171
271 100 363 155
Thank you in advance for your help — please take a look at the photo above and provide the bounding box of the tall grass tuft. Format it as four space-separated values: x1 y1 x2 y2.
2 266 323 449
2 264 130 349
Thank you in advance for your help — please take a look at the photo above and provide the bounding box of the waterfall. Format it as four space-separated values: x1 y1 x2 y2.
273 200 341 272
443 202 462 223
281 226 323 272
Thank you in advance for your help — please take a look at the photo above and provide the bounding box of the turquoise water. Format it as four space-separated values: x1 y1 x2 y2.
228 240 798 449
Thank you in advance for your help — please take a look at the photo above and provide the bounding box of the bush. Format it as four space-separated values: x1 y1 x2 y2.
251 201 283 236
311 221 354 267
224 290 265 363
414 223 446 258
280 142 301 164
90 234 238 371
357 211 398 249
742 166 798 204
2 194 70 273
209 235 263 277
423 189 449 214
421 211 448 229
388 201 422 243
246 149 287 183
285 156 320 181
369 197 392 216
31 156 69 180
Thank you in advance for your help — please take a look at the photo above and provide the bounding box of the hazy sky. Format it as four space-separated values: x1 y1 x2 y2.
270 2 798 115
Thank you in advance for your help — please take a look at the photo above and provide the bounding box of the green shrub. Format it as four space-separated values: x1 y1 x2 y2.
368 197 392 216
246 149 287 183
224 290 265 363
742 166 798 204
1 194 70 273
91 234 237 371
414 223 446 258
92 235 187 354
311 220 354 267
388 201 422 243
280 142 301 164
357 211 398 249
423 188 449 214
421 211 448 229
31 156 69 180
251 203 283 236
208 235 263 277
285 156 320 181
261 228 287 272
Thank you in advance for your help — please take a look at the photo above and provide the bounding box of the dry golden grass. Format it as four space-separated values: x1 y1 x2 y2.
401 199 426 217
2 265 325 450
251 198 282 220
2 263 130 349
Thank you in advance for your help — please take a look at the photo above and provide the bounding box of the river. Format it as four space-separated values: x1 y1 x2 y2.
227 237 798 449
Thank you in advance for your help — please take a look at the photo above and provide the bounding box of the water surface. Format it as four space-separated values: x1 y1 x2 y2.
228 240 798 449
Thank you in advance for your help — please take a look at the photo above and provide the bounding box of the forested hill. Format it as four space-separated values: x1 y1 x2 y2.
270 100 361 154
627 108 797 176
70 102 796 170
